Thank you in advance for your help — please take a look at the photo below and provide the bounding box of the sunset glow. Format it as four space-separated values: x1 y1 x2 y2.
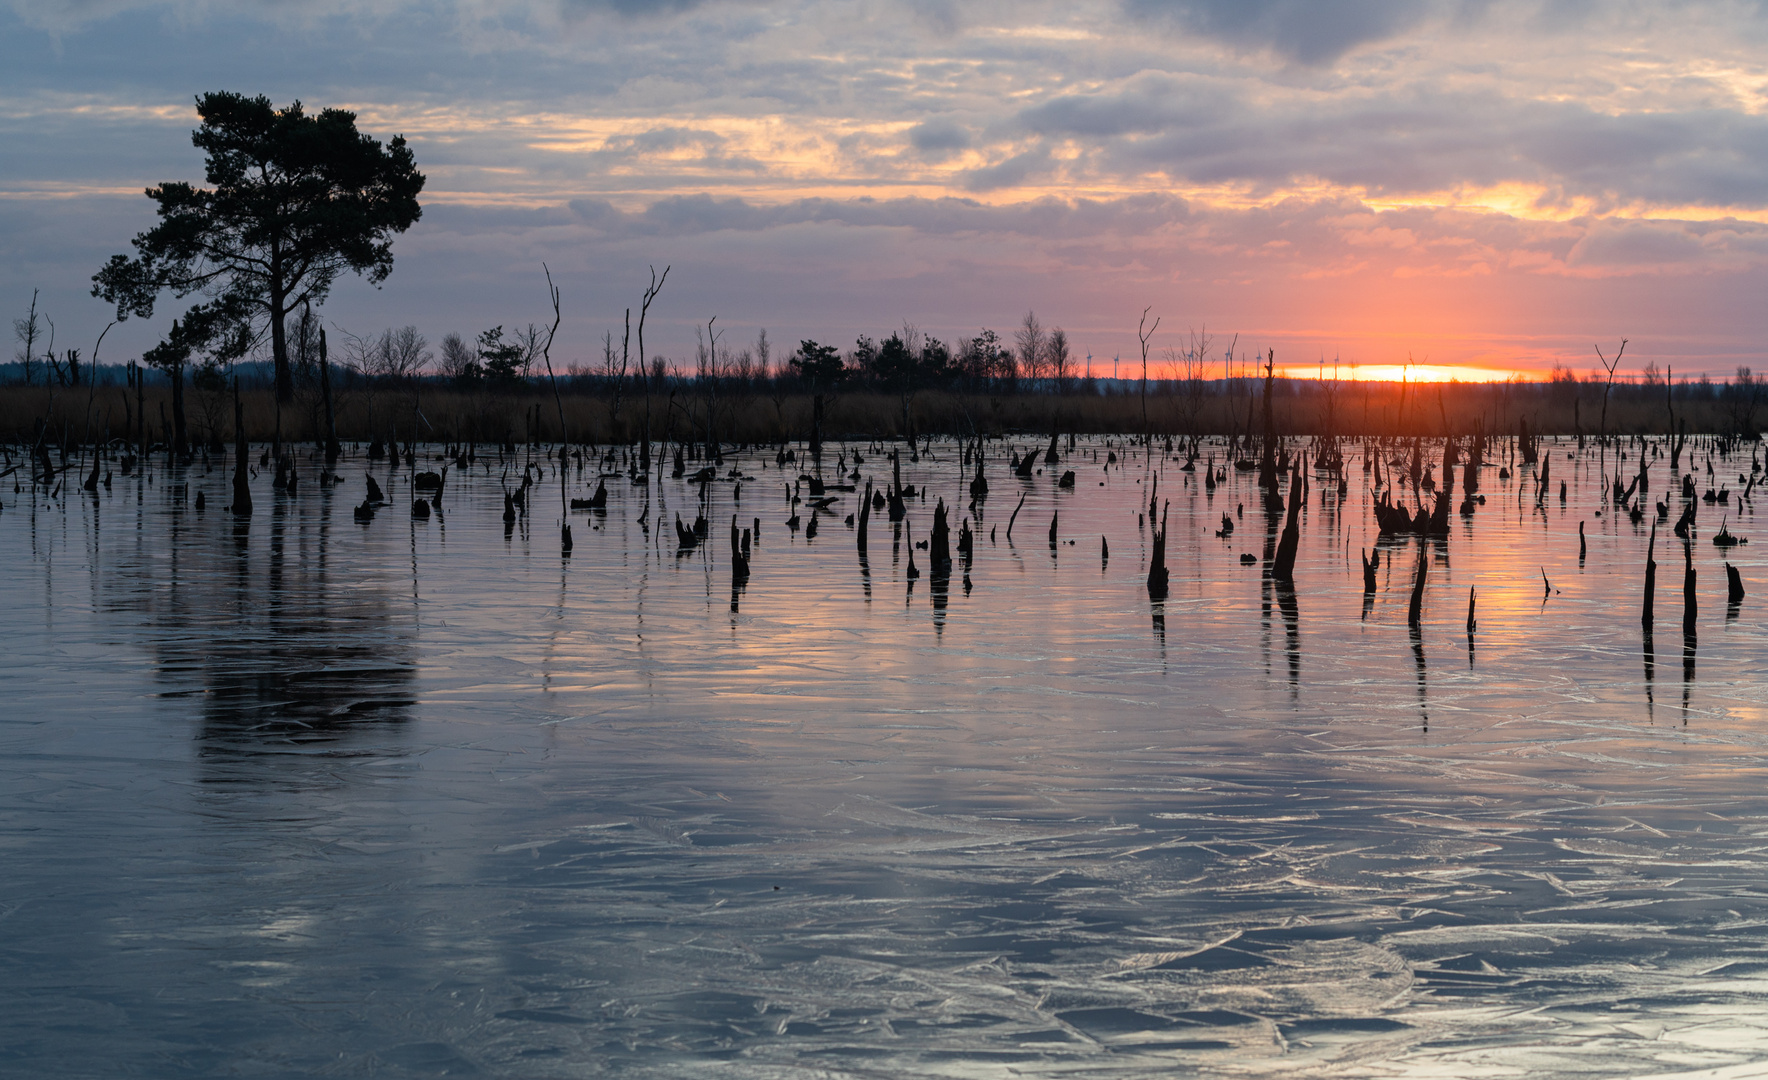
5 1 1768 375
1275 364 1532 385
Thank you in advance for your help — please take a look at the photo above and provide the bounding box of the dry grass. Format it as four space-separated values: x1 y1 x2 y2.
0 377 1749 447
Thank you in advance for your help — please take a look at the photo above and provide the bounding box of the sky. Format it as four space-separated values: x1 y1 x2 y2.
6 0 1768 380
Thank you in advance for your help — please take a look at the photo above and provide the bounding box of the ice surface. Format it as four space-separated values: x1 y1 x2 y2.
3 437 1768 1077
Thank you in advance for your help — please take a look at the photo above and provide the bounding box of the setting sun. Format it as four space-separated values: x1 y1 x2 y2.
1277 364 1533 384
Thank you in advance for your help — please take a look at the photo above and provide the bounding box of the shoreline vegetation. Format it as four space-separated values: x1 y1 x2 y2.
3 369 1761 451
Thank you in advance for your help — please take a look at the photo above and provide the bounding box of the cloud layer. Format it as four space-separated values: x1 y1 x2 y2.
4 0 1768 373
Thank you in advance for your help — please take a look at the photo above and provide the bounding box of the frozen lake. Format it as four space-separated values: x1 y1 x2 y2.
6 435 1768 1078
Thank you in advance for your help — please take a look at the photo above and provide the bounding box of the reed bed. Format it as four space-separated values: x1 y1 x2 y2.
0 376 1753 448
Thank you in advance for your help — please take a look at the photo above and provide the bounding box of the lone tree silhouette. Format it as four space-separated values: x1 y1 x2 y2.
93 92 425 404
